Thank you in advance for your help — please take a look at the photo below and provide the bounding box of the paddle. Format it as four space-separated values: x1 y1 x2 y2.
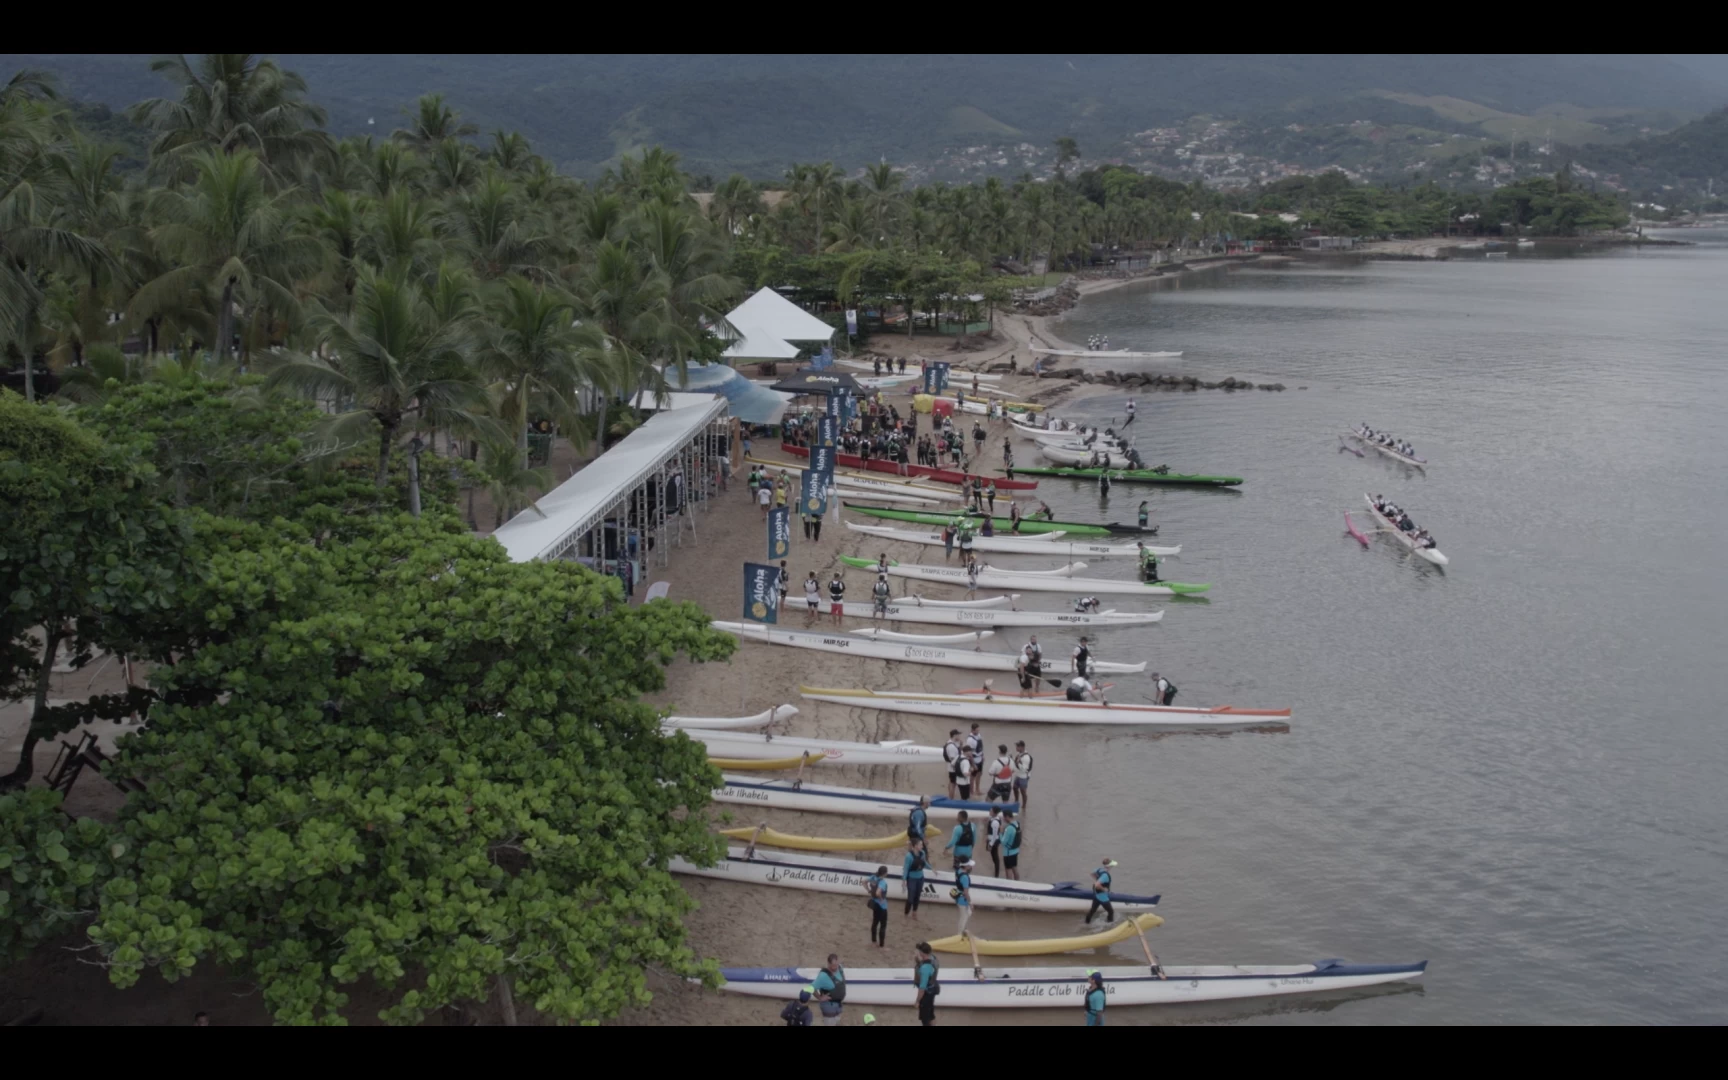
968 929 984 982
744 822 766 860
1132 916 1167 980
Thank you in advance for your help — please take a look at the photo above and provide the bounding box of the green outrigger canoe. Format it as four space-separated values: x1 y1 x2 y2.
1008 467 1243 487
842 502 1155 537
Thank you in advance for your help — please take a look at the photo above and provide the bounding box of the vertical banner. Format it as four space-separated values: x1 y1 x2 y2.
825 392 842 418
809 443 836 485
923 366 938 394
839 391 856 425
768 506 792 560
800 469 828 517
742 562 780 624
935 362 951 390
845 309 859 336
817 416 837 448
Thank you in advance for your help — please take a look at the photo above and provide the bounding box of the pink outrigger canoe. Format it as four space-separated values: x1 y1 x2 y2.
1344 512 1370 548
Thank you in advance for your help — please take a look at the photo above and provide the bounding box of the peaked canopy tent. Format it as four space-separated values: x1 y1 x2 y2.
719 322 802 363
767 369 865 396
491 397 730 594
724 287 837 346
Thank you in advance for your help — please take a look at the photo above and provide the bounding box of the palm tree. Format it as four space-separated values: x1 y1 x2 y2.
481 276 582 463
706 174 762 238
443 172 547 279
473 438 552 529
306 188 372 308
129 54 332 183
262 265 493 507
863 162 901 238
393 93 478 152
489 130 534 172
574 239 668 457
129 149 325 365
364 188 443 277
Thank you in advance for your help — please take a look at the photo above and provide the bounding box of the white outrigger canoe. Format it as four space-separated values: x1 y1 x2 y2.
832 483 960 507
720 959 1426 1009
683 730 945 765
867 561 1201 597
848 523 1179 557
712 775 1007 819
800 687 1292 728
831 601 1162 628
662 705 799 731
714 622 1147 675
1349 428 1427 469
1031 347 1184 360
1041 444 1137 469
672 846 1159 913
851 628 993 645
1363 495 1448 566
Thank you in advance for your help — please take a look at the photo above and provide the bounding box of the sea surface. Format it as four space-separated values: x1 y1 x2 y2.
994 232 1728 1024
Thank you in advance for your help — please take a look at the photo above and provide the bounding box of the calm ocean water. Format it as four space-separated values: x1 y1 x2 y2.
984 232 1728 1024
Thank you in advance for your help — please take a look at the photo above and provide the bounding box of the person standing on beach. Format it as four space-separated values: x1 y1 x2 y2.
903 838 928 920
907 794 930 841
803 572 822 625
1009 499 1022 533
958 525 974 563
1084 972 1107 1026
945 811 976 866
866 867 890 948
1012 741 1034 811
813 954 847 1026
914 943 939 1026
1001 810 1022 881
987 745 1014 806
1086 858 1118 925
757 480 772 519
963 723 984 786
953 861 975 937
943 731 962 799
828 572 846 625
872 574 892 621
941 522 955 561
985 481 998 515
984 805 1004 877
778 561 790 605
809 510 823 543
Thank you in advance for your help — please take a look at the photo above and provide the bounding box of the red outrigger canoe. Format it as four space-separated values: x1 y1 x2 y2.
779 444 1039 490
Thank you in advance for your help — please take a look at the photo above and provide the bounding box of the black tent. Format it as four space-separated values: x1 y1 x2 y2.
767 369 865 395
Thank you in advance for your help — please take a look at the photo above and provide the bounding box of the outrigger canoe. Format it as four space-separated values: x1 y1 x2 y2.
780 444 1039 489
687 730 945 765
713 622 1148 675
709 754 823 771
1040 444 1138 469
829 600 1162 628
847 523 1180 558
719 959 1428 1009
1344 512 1370 548
927 913 1165 956
850 628 994 644
1009 466 1243 487
662 705 797 731
1349 428 1427 468
1364 495 1448 566
717 825 940 852
847 558 1210 596
839 554 1088 579
746 456 1012 500
846 502 1156 537
672 845 1152 913
800 687 1292 728
712 775 1008 819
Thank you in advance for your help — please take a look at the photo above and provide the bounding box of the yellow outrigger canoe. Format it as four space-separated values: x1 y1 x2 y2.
707 753 822 771
719 825 940 852
926 913 1164 956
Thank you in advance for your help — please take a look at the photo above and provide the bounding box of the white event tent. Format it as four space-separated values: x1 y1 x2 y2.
721 287 835 357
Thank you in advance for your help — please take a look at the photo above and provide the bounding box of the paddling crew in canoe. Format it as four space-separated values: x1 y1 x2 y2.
1371 495 1441 549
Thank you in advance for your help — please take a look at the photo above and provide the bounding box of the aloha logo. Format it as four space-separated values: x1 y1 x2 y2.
750 601 769 619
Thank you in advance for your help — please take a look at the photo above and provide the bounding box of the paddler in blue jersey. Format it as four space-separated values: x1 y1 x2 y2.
944 810 976 867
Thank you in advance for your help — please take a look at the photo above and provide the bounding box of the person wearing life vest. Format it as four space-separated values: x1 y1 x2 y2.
1152 672 1177 706
1066 675 1106 704
1001 810 1023 880
903 837 929 922
865 866 890 949
952 860 975 937
812 953 847 1026
913 943 940 1027
1138 501 1151 529
963 723 984 785
1012 740 1034 811
780 988 814 1026
944 810 976 866
943 730 963 800
872 574 892 620
987 744 1015 805
828 572 846 625
1084 972 1107 1026
907 794 930 842
1086 858 1118 924
984 805 1005 876
1070 636 1092 680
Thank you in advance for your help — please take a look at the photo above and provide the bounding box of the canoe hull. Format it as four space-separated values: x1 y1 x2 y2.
1010 466 1242 487
846 502 1154 537
848 523 1178 557
833 601 1163 628
715 622 1146 674
1363 495 1448 565
686 730 946 765
719 960 1426 1008
673 846 1155 913
862 561 1204 596
780 444 1039 489
926 913 1164 956
713 775 1008 819
801 687 1292 728
838 554 1087 579
662 705 798 730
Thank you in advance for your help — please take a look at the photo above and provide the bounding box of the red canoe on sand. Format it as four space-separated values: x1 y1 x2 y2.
779 444 1039 490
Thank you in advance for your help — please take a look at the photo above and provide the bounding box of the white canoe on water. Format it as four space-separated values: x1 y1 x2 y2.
871 561 1195 597
719 959 1425 1009
682 730 944 765
800 687 1293 728
662 705 799 730
898 594 1013 609
1041 444 1137 469
673 846 1159 914
713 622 1147 674
849 523 1179 557
831 601 1162 628
712 774 1005 819
850 628 994 645
854 559 1087 581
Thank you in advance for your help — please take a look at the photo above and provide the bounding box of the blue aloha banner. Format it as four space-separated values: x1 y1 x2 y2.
742 562 780 624
825 391 843 418
839 390 856 425
768 506 792 560
800 469 828 517
809 443 836 485
923 366 938 394
817 416 837 448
